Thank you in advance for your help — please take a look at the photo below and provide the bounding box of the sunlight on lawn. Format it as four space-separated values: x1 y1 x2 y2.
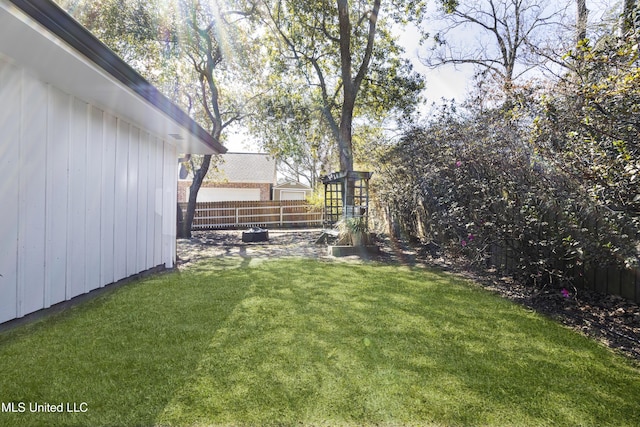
0 259 638 427
156 260 640 427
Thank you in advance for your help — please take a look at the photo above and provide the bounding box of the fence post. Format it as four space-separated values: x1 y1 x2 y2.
235 208 239 228
280 206 284 227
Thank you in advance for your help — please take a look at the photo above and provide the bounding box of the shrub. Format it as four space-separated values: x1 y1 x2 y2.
376 103 638 288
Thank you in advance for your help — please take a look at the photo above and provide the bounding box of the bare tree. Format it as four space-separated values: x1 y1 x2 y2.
421 0 569 101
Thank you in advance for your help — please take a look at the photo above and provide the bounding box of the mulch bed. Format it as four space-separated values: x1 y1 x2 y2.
470 271 640 361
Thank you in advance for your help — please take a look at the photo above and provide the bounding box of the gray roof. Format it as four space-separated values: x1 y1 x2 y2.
274 181 312 190
214 153 277 184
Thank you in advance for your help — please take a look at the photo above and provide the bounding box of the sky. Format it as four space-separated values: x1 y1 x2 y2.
224 0 620 153
397 26 475 104
224 28 474 153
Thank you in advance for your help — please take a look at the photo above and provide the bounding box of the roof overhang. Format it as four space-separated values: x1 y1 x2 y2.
274 181 312 190
0 0 226 155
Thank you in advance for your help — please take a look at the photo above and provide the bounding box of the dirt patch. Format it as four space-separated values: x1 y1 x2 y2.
177 230 640 362
176 229 415 266
177 229 330 265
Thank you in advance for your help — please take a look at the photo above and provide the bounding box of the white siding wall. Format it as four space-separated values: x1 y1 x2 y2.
45 86 70 307
0 58 178 324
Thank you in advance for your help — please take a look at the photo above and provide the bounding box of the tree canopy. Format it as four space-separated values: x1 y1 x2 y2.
253 0 431 175
56 0 260 237
59 0 435 186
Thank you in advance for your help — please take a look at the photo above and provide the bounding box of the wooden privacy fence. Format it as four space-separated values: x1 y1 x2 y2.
489 242 640 303
179 200 323 230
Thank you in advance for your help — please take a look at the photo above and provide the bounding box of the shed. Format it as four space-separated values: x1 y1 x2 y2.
272 181 313 201
0 0 225 324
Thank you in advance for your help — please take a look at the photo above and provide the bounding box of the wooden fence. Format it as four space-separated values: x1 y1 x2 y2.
489 242 640 303
179 200 323 230
484 206 640 303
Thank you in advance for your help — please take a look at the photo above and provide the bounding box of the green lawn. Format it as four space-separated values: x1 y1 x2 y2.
0 258 639 427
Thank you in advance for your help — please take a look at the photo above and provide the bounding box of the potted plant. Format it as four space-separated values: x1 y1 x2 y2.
338 217 368 246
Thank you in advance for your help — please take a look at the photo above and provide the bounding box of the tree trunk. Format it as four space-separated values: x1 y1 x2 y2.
576 0 588 45
181 154 212 238
337 0 355 175
338 103 357 208
622 0 637 35
338 109 355 173
336 0 379 212
337 0 356 210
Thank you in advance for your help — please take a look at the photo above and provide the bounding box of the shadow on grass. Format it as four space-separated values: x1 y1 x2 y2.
0 259 638 426
0 263 251 427
158 260 640 427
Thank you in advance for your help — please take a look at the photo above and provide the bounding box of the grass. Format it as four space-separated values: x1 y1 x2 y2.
0 258 639 426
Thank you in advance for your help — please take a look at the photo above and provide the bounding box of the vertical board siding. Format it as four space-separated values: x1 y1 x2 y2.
126 127 140 277
162 141 176 268
66 97 88 299
100 112 117 287
153 137 164 266
18 73 47 317
137 131 150 273
145 136 158 268
0 58 21 323
114 119 130 282
45 86 70 307
86 105 104 293
0 64 178 324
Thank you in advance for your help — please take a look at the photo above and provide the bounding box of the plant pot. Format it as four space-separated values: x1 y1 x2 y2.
351 231 365 246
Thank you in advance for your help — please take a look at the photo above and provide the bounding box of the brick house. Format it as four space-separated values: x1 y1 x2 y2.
178 152 277 202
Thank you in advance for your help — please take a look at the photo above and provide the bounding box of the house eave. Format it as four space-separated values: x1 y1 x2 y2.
2 0 226 155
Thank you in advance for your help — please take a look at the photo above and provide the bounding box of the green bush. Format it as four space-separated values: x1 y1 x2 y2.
376 103 638 288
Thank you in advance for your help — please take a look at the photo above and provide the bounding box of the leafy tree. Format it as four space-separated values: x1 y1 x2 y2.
248 77 337 188
256 0 429 182
55 0 183 91
177 0 259 237
57 0 260 238
534 31 640 231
